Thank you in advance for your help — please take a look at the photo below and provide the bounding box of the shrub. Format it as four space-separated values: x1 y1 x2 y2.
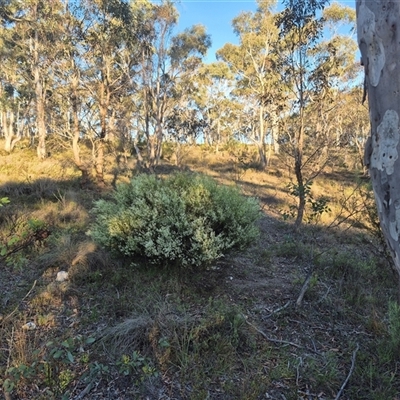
89 173 260 269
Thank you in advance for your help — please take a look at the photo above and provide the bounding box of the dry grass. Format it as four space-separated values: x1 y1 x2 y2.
1 140 399 399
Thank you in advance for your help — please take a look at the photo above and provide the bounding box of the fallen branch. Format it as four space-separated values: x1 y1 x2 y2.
334 343 360 400
244 315 304 351
72 382 94 400
244 315 321 354
265 300 291 319
296 271 313 307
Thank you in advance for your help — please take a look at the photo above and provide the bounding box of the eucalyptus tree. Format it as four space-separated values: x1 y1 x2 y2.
138 1 211 169
0 0 65 159
194 61 241 148
47 0 92 183
0 17 21 153
76 0 151 183
217 0 281 170
277 0 357 227
0 74 22 152
164 107 206 166
356 1 400 283
49 0 152 184
82 0 124 144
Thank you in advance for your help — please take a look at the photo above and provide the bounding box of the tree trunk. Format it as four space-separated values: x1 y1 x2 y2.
294 118 305 229
258 104 267 170
2 109 20 153
133 138 145 170
33 31 46 160
95 140 105 184
357 0 400 282
294 151 306 229
71 78 90 185
271 113 280 154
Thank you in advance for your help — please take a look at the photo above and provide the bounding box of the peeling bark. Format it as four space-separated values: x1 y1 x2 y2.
357 0 400 283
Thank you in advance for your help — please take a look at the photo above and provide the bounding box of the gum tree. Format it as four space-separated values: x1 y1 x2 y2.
0 0 65 159
278 0 357 227
217 0 280 170
138 2 211 170
80 0 150 184
356 1 400 283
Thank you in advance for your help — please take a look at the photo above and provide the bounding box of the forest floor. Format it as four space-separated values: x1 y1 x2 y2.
0 142 400 400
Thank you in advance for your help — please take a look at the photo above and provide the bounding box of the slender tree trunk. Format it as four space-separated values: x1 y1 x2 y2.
272 113 280 154
33 31 46 160
133 138 145 170
258 104 267 170
0 84 17 153
294 40 306 229
294 113 305 229
155 120 163 165
96 139 105 184
217 118 221 147
357 0 400 283
148 135 157 170
71 77 90 185
2 109 20 153
2 110 12 152
96 78 108 185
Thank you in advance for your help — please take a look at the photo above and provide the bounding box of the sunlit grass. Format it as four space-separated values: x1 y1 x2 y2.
1 141 399 398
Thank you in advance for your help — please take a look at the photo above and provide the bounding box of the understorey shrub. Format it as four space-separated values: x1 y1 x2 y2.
89 173 260 269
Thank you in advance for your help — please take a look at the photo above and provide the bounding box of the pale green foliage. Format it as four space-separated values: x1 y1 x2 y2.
0 197 10 207
89 173 260 269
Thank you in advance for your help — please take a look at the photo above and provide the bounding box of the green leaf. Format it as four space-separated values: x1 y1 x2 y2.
0 197 10 207
66 351 74 363
3 378 15 393
53 350 63 359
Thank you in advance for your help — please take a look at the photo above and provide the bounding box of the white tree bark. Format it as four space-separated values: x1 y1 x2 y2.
357 0 400 280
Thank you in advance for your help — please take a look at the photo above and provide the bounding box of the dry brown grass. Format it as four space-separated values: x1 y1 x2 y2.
1 140 399 399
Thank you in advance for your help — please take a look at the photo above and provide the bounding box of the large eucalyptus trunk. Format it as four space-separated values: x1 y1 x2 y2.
357 0 400 282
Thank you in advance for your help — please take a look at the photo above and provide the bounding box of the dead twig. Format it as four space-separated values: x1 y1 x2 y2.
243 314 319 353
334 343 360 400
265 300 291 319
244 315 321 354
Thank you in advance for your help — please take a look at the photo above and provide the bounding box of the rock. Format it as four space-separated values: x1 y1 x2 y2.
22 322 36 330
56 271 69 282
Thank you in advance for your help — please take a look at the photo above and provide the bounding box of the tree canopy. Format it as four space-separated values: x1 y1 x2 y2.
0 0 363 205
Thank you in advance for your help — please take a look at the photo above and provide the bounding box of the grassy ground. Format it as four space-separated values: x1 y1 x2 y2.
0 141 399 399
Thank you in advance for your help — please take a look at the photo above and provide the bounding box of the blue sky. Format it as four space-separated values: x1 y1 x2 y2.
176 1 259 62
175 1 356 63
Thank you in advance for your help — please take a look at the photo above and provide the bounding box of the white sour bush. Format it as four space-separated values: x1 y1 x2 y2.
89 173 260 269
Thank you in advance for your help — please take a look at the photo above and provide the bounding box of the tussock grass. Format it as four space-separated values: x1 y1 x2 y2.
99 315 155 357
